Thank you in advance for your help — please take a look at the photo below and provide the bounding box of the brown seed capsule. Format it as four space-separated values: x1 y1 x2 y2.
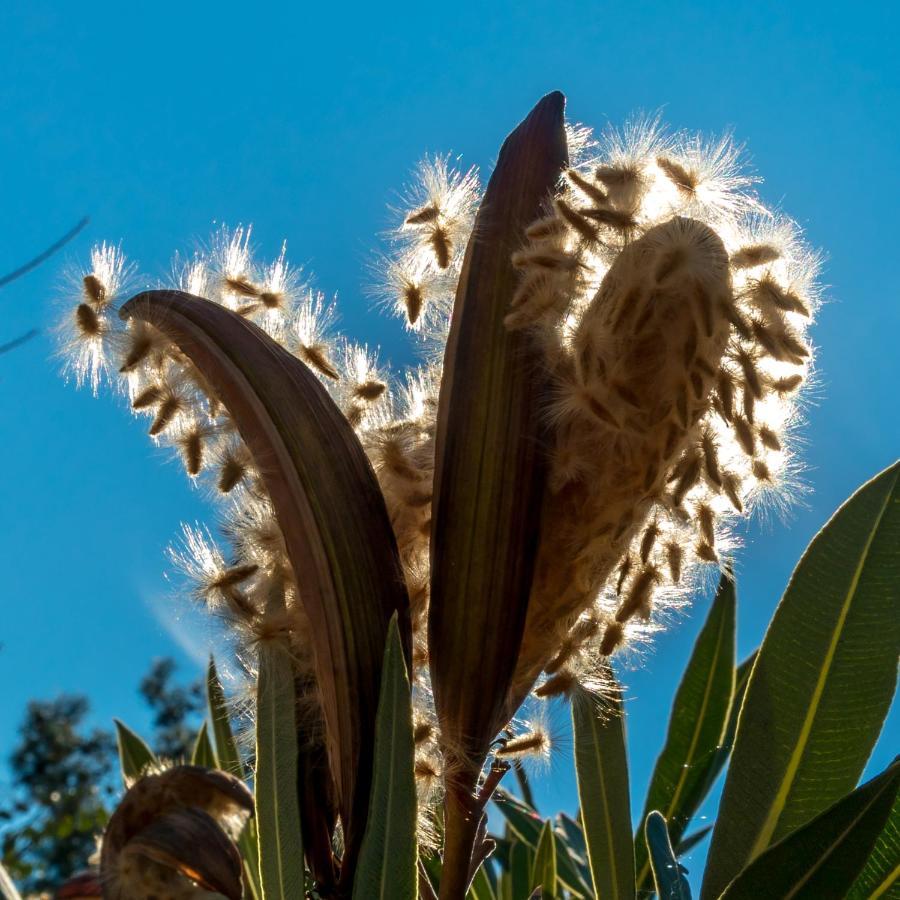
211 564 259 591
673 453 702 505
640 523 660 563
353 380 387 402
657 156 699 193
182 431 204 476
617 566 660 622
759 426 782 451
299 343 339 380
224 276 262 298
666 541 683 584
616 555 633 595
733 416 756 457
405 203 441 225
736 349 763 399
770 374 803 395
132 385 163 409
496 730 550 756
429 226 452 269
723 472 744 512
82 274 107 306
750 276 811 316
752 459 772 481
149 396 182 436
218 455 248 493
730 244 781 269
599 621 625 656
75 303 101 337
555 198 600 243
701 431 722 487
697 503 716 545
535 670 578 698
580 206 637 231
525 216 568 240
567 169 609 205
404 283 424 324
413 722 433 745
696 540 718 563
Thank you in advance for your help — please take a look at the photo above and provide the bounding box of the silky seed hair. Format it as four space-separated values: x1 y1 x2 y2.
58 115 817 805
508 116 817 703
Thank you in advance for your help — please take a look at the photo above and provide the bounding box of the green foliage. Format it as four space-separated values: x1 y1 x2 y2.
353 616 418 900
702 461 900 898
256 626 305 898
634 576 736 892
644 813 691 900
0 695 114 892
718 760 900 899
572 678 634 899
532 821 559 899
114 718 157 783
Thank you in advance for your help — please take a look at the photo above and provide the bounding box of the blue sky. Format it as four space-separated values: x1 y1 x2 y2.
0 0 897 888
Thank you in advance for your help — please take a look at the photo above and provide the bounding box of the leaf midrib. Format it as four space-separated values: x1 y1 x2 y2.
636 604 731 887
747 471 897 860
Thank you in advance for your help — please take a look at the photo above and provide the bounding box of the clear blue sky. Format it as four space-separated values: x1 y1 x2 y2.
0 0 897 888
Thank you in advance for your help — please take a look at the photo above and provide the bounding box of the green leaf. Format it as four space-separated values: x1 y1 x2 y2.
702 461 900 898
255 589 305 899
674 825 712 857
848 769 900 898
532 821 558 899
468 864 497 900
207 657 261 900
635 575 736 892
558 812 588 861
353 615 418 899
191 720 217 769
0 861 22 900
719 760 900 899
552 826 593 898
510 841 536 900
429 91 569 764
645 812 691 900
572 678 635 900
122 288 411 882
114 719 157 784
493 790 544 848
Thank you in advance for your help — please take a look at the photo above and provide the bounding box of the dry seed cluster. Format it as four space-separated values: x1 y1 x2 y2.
59 116 817 812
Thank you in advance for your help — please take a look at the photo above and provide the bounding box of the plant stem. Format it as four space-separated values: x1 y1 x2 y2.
439 782 481 900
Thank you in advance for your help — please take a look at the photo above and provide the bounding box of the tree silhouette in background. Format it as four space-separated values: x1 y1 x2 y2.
0 659 202 893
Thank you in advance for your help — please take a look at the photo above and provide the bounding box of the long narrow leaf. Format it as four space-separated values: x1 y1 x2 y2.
114 719 157 784
532 821 558 899
848 772 900 898
468 865 497 900
493 790 544 847
719 760 900 899
702 462 900 898
122 289 411 883
510 841 536 900
645 812 691 900
255 591 305 898
207 657 261 900
675 825 712 857
635 576 736 891
572 679 635 900
353 615 418 899
191 721 217 769
429 92 568 768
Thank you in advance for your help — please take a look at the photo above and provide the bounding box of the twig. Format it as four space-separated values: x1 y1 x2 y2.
0 328 39 355
0 216 89 289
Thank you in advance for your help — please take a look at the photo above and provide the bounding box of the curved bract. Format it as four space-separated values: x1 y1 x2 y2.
119 290 412 884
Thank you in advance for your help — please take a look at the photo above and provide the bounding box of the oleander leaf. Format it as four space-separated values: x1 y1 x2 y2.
532 821 559 899
191 720 217 769
847 769 900 899
645 812 691 900
719 760 900 900
635 575 736 892
353 615 418 900
572 677 635 900
255 592 305 899
0 861 22 900
114 719 157 784
702 461 900 898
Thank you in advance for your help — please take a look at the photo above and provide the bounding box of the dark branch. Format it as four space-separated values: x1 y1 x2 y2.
0 216 89 289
